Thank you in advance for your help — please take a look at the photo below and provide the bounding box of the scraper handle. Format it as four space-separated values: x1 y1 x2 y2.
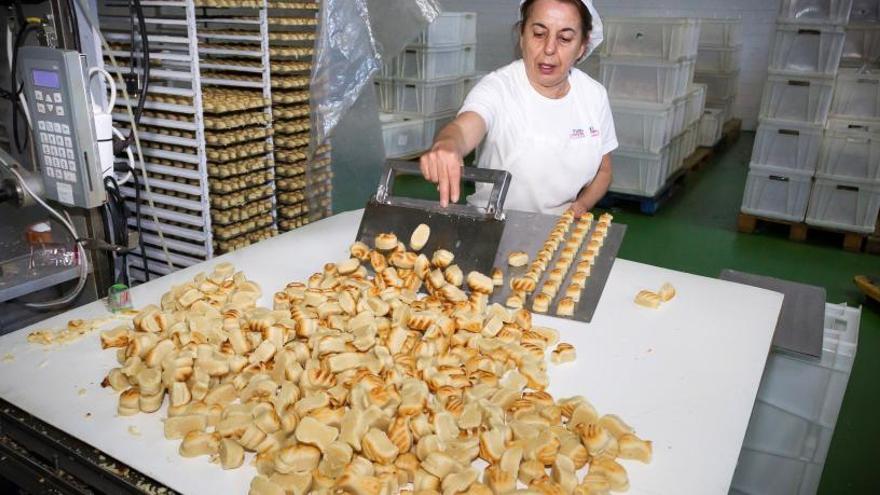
376 160 511 220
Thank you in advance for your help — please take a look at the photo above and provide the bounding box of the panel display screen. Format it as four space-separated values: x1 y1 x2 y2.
32 69 60 89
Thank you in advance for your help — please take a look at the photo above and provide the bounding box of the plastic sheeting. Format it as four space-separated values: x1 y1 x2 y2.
309 0 440 154
307 0 440 216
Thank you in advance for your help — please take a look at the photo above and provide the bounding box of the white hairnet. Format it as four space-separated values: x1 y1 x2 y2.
518 0 603 57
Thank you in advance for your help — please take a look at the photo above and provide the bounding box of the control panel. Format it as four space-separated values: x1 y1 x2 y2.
18 47 106 208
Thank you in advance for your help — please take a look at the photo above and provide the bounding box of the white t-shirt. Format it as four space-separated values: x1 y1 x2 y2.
460 59 618 214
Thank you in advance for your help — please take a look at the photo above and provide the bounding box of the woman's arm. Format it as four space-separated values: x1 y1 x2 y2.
419 111 487 207
570 153 612 216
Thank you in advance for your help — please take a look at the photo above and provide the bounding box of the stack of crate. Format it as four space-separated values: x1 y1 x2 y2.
598 17 701 198
696 18 743 147
377 12 476 159
731 303 861 495
805 2 880 238
267 1 332 230
99 0 279 281
741 0 848 226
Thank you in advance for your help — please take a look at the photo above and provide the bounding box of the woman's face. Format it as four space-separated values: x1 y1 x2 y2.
520 0 588 95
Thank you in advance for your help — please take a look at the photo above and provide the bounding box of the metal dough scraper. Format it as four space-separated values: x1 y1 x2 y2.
356 161 511 276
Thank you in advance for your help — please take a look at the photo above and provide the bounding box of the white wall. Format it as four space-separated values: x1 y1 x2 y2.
440 0 784 130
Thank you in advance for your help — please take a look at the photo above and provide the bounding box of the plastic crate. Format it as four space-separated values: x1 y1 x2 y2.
668 131 685 177
827 116 880 134
379 58 396 78
751 118 823 172
609 99 675 152
600 56 695 103
778 0 853 24
694 70 739 102
396 45 467 80
380 113 426 158
601 17 700 61
421 111 457 146
741 164 814 222
685 84 706 127
841 23 880 67
461 44 476 75
709 93 737 123
769 23 846 75
413 12 477 47
610 145 671 196
699 108 724 147
699 17 742 47
672 95 687 137
696 45 742 72
394 77 464 115
830 68 880 121
578 55 601 80
806 175 880 233
682 121 699 158
759 71 835 124
851 0 880 21
818 126 880 181
733 303 860 495
375 77 395 112
463 71 487 97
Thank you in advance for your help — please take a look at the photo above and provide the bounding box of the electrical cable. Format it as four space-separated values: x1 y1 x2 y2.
0 158 89 308
124 161 149 281
73 0 175 272
116 0 149 152
89 67 117 112
103 174 129 286
111 127 134 185
10 22 39 154
67 0 81 52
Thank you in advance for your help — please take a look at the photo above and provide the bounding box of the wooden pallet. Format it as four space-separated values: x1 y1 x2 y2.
721 118 742 149
684 146 714 172
737 213 867 252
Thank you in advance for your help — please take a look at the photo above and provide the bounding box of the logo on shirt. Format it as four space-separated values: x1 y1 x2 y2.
570 127 600 140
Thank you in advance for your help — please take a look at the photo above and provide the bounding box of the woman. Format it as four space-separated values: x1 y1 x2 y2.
419 0 616 216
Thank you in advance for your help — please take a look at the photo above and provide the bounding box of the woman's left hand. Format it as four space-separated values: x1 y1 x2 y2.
567 200 589 218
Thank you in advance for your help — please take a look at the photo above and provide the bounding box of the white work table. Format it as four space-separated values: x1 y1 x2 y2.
0 210 783 494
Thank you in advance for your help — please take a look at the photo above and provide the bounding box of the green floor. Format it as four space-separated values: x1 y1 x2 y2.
337 133 880 492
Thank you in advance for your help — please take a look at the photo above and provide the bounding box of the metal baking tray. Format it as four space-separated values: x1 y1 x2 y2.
490 210 626 323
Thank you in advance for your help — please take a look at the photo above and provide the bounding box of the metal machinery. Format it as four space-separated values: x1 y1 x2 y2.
0 0 138 334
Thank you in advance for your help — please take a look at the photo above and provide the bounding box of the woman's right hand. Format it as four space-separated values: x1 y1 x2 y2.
419 143 463 207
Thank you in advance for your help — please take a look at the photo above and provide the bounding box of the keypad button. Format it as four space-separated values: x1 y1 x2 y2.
61 124 70 135
53 122 62 133
66 149 74 159
42 144 50 155
36 103 45 113
56 106 65 116
37 121 45 131
64 137 72 147
67 160 76 172
46 103 54 112
54 93 63 104
35 90 43 101
46 167 55 179
65 171 76 182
